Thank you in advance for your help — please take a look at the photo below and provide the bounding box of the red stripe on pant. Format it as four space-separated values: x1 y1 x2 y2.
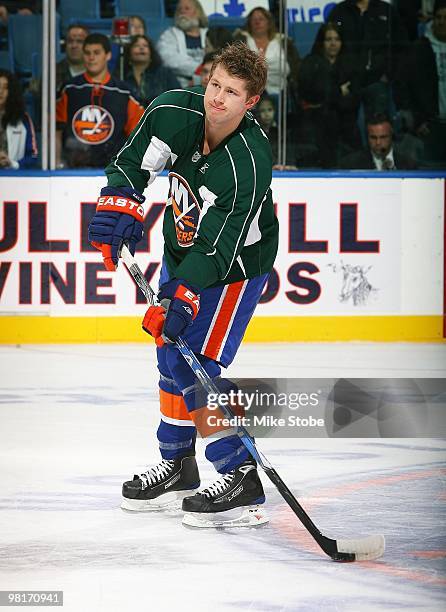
202 281 245 361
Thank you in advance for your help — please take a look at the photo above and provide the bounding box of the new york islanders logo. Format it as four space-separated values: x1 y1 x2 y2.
168 172 201 248
72 105 115 144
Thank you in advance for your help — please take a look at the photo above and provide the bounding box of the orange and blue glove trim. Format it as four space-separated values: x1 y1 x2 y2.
88 186 145 271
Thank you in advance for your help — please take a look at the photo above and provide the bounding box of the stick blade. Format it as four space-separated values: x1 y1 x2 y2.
337 534 385 561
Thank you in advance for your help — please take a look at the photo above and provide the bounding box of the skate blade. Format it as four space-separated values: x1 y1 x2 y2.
121 489 199 512
182 505 269 529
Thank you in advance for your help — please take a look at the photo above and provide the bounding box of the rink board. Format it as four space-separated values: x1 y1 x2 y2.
0 174 444 342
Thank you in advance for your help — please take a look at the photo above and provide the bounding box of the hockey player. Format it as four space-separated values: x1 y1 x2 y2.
88 42 279 527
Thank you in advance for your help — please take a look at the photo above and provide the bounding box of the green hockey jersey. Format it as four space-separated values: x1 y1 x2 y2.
105 87 279 289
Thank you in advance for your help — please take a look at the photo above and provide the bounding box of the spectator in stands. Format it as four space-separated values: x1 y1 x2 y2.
0 69 38 169
29 22 89 118
256 94 278 159
327 0 408 118
297 22 361 167
111 15 147 79
194 51 216 89
56 24 89 91
255 94 297 169
157 0 208 88
233 6 300 96
129 15 146 36
56 33 144 168
257 95 276 130
339 113 417 169
122 35 180 106
396 0 446 167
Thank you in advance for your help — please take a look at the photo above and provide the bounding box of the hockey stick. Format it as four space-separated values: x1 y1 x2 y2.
120 244 385 562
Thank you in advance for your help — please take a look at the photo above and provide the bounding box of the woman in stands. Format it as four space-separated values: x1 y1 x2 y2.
296 22 362 168
122 35 180 107
234 6 300 96
0 68 37 169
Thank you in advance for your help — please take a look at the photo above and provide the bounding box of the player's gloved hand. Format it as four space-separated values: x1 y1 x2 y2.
142 279 200 347
141 305 166 348
88 186 145 271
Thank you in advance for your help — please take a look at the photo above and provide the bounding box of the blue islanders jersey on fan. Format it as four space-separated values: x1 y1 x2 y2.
56 72 144 167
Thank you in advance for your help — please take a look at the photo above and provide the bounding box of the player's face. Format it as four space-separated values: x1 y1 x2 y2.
204 65 259 128
368 123 392 159
0 76 8 110
83 44 111 78
66 27 87 64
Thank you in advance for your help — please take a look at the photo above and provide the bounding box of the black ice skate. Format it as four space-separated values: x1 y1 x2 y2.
121 452 200 511
181 459 269 528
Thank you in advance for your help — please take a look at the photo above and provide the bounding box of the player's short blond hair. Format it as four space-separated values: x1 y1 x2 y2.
210 41 267 99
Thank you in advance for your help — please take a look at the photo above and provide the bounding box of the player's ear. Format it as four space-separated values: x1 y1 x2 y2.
245 94 260 110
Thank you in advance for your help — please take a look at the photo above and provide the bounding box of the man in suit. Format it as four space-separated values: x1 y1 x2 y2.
339 113 418 169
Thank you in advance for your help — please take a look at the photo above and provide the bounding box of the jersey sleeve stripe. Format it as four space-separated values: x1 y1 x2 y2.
206 144 238 253
222 133 257 280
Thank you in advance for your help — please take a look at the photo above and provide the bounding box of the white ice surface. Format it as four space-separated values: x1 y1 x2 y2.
0 342 445 612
